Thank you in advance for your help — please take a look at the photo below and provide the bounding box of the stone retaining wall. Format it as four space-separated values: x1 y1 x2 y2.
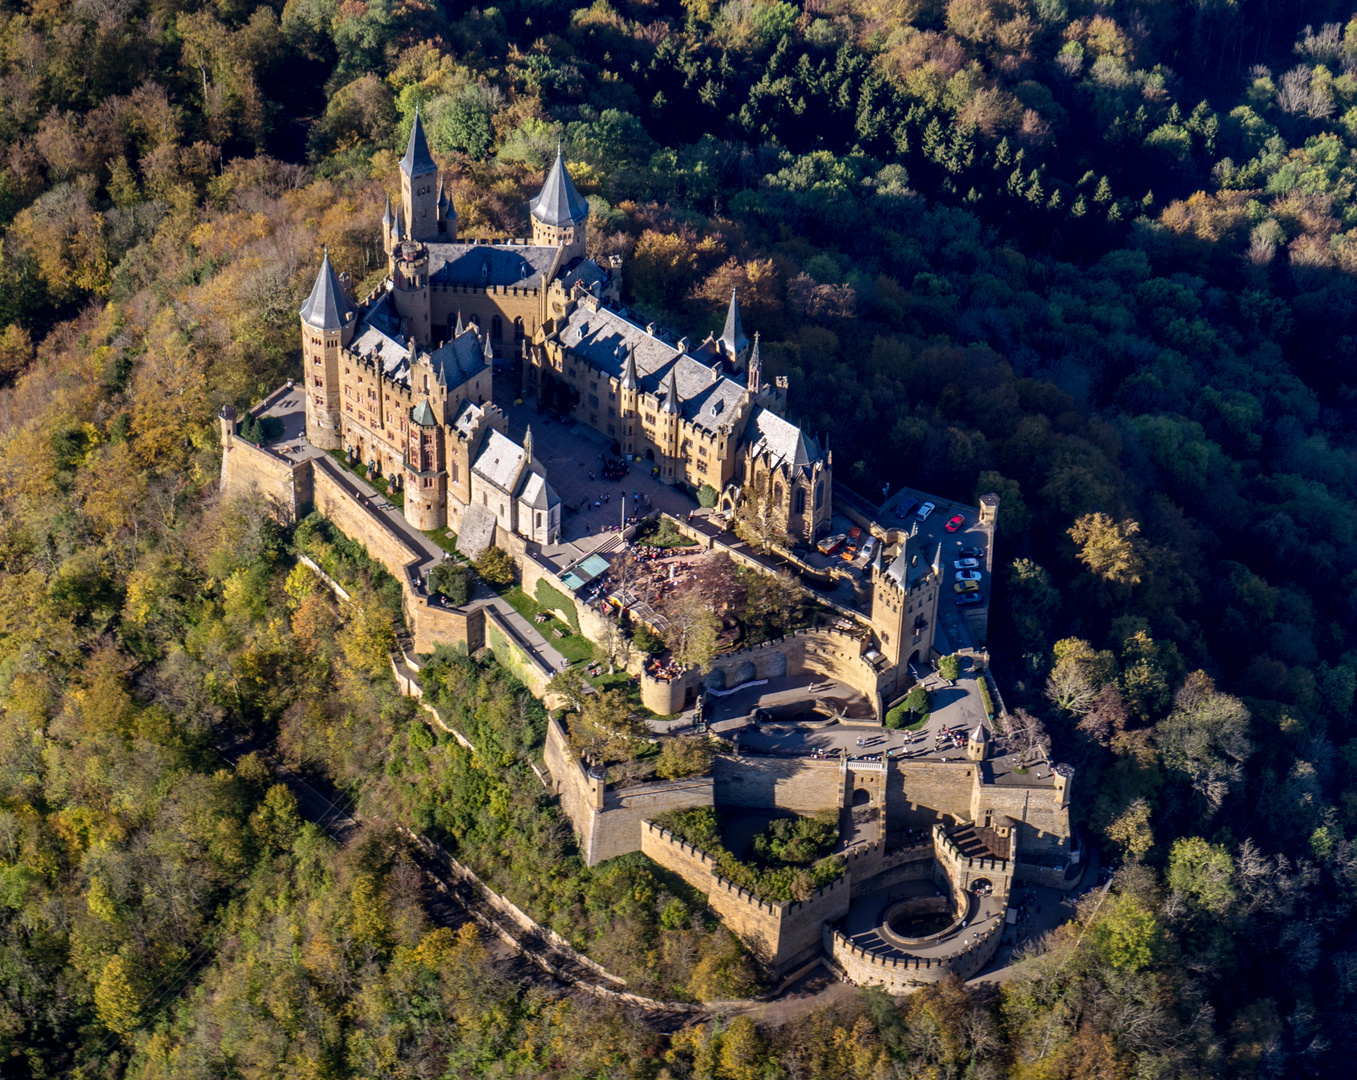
823 916 1003 992
640 822 850 970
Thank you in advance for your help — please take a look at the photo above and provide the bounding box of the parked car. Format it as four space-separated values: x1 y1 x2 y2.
945 514 965 532
954 558 979 569
840 526 862 560
959 546 983 559
895 498 920 519
955 570 982 582
955 593 983 606
916 502 935 521
859 537 877 564
954 580 980 594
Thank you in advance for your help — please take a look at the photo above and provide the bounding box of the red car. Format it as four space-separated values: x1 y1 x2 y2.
945 514 965 532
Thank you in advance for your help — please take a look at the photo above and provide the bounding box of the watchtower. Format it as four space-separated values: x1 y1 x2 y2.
400 109 441 244
300 251 357 451
530 146 589 262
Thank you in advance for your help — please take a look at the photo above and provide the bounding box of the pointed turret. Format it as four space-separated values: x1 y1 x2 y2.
746 331 762 392
400 108 437 179
530 143 590 229
659 368 680 414
391 210 404 244
620 345 638 390
483 331 494 361
720 288 749 360
455 311 465 336
300 250 356 330
524 425 534 461
382 195 393 228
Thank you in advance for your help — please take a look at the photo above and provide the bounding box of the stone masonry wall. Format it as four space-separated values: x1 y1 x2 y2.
544 717 715 866
824 918 1002 993
887 760 977 826
640 822 850 969
220 438 309 522
974 782 1072 864
713 755 847 814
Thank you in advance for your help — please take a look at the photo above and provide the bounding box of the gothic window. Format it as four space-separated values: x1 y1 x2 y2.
514 317 524 340
492 316 502 340
794 487 806 515
314 377 323 388
814 482 824 509
774 482 784 505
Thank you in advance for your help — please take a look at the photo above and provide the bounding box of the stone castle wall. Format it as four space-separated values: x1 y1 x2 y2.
887 760 976 827
639 627 882 717
640 822 850 970
543 717 713 866
713 755 847 814
824 918 1003 992
220 437 311 523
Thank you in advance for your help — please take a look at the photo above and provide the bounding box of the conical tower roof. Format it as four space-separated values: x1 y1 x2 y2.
411 399 437 427
300 250 355 330
530 144 590 228
720 288 749 357
401 108 437 178
620 345 638 390
382 194 393 228
659 367 681 414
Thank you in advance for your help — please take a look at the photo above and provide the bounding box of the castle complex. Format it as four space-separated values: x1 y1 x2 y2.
299 111 831 545
220 116 1080 993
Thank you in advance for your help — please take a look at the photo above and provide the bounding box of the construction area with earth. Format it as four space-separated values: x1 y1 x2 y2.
218 115 1087 996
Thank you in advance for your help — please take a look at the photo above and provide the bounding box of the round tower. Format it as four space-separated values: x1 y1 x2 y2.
404 399 446 531
392 240 431 345
618 345 639 456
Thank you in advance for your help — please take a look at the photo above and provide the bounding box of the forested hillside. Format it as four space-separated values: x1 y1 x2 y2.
2 0 1357 1075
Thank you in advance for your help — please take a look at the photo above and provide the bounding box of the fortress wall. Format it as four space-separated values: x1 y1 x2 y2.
888 760 976 825
544 719 715 866
640 823 850 970
824 918 1002 994
220 440 309 522
976 784 1071 862
484 608 553 700
713 755 847 814
312 459 426 579
410 598 481 655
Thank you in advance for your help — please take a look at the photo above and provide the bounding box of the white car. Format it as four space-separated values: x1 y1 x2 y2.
954 558 979 570
916 501 935 521
955 570 982 582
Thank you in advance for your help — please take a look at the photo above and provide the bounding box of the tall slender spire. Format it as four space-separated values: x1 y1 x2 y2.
747 331 762 391
720 288 748 358
660 367 680 414
455 311 465 336
400 107 437 178
382 194 393 228
620 344 638 390
300 249 355 330
524 425 534 461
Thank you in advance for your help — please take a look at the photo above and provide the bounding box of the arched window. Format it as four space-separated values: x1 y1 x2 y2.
514 316 525 340
814 482 824 509
773 482 783 505
794 487 806 515
492 315 502 340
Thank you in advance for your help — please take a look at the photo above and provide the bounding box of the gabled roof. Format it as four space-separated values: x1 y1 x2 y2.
518 471 559 511
401 108 437 178
720 289 748 357
428 325 488 390
529 147 590 228
411 399 437 427
472 429 528 493
747 407 819 470
426 242 559 289
300 251 356 330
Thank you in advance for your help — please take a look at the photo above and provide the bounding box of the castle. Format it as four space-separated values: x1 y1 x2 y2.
298 110 832 546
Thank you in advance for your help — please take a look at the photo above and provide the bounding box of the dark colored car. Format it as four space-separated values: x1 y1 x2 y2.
955 593 983 606
945 514 965 532
959 546 982 558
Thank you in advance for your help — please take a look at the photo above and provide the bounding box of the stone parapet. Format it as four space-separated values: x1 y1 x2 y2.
823 917 1002 991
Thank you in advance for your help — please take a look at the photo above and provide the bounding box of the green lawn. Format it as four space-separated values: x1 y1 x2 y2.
427 526 461 558
326 450 404 507
557 634 596 664
503 585 544 622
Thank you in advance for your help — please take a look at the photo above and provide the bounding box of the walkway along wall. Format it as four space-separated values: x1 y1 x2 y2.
640 822 849 971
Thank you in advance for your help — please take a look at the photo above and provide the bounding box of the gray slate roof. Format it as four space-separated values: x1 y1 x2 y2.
411 399 437 427
351 324 411 385
427 243 558 289
747 406 820 470
530 149 590 227
451 399 485 439
429 326 487 389
518 471 559 510
473 429 527 493
558 304 750 433
720 289 748 357
300 252 356 330
401 110 437 178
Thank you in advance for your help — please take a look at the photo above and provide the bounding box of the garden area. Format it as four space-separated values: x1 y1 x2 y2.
652 806 844 903
885 684 931 731
325 448 404 509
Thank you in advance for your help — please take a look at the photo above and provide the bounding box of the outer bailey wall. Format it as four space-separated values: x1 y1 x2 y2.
825 919 1002 992
220 440 309 521
544 718 714 866
713 755 847 814
312 461 426 580
975 784 1072 863
640 823 850 969
641 628 882 717
888 761 977 825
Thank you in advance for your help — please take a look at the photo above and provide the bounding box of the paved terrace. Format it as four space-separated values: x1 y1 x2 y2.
840 878 1006 963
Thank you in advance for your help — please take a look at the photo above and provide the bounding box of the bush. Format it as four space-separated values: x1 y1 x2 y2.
697 483 718 508
655 736 713 779
429 562 471 605
885 684 930 730
938 654 960 682
474 545 517 585
632 623 662 654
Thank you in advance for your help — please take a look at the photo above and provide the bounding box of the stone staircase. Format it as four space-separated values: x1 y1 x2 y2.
947 825 1007 861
